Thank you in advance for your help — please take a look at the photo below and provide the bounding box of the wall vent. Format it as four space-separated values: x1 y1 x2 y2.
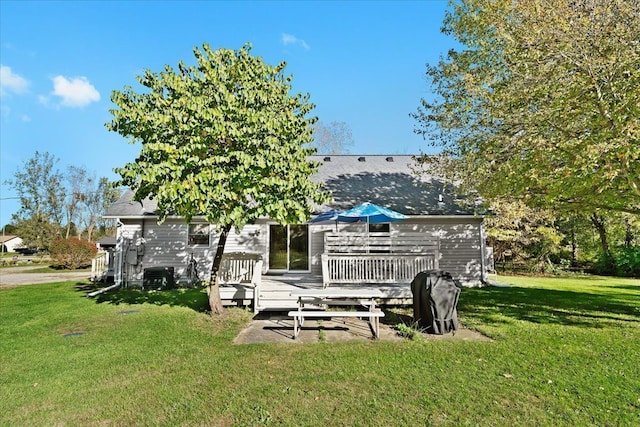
386 156 394 162
323 156 331 162
358 156 366 162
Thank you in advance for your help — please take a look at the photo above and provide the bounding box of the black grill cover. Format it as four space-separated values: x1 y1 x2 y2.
411 270 462 334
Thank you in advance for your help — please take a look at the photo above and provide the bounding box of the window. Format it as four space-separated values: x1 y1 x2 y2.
188 223 210 245
368 223 390 233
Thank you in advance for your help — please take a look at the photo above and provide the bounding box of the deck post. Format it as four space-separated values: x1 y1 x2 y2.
321 253 330 288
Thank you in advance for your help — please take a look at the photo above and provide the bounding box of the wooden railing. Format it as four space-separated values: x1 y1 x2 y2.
91 252 108 282
324 232 439 254
219 252 262 284
321 232 439 287
321 253 437 287
218 252 263 312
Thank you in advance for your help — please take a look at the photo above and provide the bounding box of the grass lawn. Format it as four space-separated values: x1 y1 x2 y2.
1 276 638 426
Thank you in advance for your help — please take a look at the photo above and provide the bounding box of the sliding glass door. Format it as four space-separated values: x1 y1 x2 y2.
268 224 309 271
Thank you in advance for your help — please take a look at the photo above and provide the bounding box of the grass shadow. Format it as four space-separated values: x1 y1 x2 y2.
459 285 640 328
80 285 209 313
609 284 640 291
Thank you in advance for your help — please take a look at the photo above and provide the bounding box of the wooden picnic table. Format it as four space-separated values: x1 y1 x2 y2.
288 289 385 339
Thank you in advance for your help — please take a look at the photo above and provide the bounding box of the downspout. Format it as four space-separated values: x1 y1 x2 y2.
114 220 124 288
87 283 121 298
89 219 125 297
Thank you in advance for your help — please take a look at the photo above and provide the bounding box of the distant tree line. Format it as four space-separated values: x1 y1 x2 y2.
485 199 639 277
4 151 121 253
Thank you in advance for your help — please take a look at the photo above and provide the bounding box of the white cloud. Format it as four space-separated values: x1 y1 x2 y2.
38 95 50 106
0 65 29 96
21 114 31 122
51 75 100 107
281 33 310 50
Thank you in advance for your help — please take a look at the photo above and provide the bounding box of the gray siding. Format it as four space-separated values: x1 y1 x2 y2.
116 216 485 287
397 218 484 284
116 218 267 285
307 217 485 285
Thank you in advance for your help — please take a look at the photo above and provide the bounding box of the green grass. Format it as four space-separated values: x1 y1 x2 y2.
1 276 638 426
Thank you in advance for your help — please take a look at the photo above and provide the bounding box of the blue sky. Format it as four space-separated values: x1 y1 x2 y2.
0 0 457 227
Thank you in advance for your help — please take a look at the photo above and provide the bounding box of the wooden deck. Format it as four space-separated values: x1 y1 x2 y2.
220 233 436 312
220 272 414 312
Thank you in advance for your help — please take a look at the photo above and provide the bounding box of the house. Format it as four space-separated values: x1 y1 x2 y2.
0 235 24 253
104 155 491 298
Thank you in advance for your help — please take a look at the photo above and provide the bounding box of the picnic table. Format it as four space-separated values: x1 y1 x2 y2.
288 289 385 339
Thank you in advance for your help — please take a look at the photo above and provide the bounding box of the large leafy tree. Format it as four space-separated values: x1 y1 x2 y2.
6 151 66 250
107 43 328 314
413 0 640 215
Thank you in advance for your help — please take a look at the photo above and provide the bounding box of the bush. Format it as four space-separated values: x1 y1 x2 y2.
590 246 640 277
613 246 640 277
49 238 97 270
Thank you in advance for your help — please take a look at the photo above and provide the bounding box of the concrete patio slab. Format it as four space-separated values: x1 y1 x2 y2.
233 312 491 344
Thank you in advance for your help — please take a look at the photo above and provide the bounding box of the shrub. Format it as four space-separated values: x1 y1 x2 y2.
590 246 640 277
613 246 640 277
49 238 97 270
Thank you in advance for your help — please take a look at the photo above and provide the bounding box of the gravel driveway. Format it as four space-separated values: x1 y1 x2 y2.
0 266 91 288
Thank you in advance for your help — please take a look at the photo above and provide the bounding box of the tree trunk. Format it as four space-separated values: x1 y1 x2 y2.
624 215 634 248
590 213 614 273
208 223 232 315
570 215 578 268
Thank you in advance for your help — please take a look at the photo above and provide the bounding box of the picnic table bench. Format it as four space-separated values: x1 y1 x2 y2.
288 289 385 339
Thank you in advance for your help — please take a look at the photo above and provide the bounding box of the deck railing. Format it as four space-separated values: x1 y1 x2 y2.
219 252 262 284
91 252 108 282
218 252 263 312
321 232 439 287
321 253 438 287
324 232 439 254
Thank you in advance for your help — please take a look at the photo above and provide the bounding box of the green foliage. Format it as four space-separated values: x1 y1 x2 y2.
7 151 66 250
107 43 329 229
486 198 564 272
614 246 640 277
49 238 97 269
594 245 640 277
413 0 640 215
8 151 66 224
13 213 64 252
6 151 119 245
393 322 422 340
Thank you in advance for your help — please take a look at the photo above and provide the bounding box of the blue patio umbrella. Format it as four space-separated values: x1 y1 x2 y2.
337 202 407 224
308 209 343 223
336 202 407 252
308 209 346 232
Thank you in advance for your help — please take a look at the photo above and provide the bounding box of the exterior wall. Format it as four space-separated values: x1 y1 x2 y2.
115 216 486 287
308 217 486 285
405 217 486 285
2 237 23 252
115 218 267 287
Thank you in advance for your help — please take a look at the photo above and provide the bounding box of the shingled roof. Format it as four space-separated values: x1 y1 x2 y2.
311 155 473 216
105 154 475 218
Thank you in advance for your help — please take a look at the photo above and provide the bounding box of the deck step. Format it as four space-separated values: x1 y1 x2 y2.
219 277 415 312
257 299 299 311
